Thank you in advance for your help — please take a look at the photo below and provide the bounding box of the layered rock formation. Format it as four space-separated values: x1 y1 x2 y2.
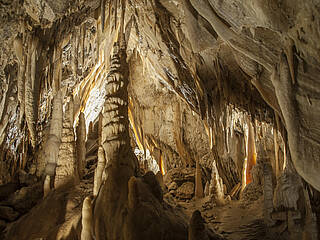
0 0 319 239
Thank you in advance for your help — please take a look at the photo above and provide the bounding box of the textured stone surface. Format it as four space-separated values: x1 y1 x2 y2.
0 0 319 239
176 182 195 200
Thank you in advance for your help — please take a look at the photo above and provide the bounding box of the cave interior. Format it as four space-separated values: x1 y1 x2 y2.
0 0 320 239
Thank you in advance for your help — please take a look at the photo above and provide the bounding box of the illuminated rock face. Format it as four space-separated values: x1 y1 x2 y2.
0 0 319 239
246 119 257 185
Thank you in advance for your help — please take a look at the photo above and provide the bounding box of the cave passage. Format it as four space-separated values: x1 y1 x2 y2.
0 0 320 239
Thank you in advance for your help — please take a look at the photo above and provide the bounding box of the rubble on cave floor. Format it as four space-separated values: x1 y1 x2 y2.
164 192 284 240
161 166 286 240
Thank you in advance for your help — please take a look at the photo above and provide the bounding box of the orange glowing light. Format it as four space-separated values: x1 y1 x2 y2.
160 153 166 175
246 153 256 184
128 99 144 151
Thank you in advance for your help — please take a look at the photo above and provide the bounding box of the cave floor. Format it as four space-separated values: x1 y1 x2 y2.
175 197 285 240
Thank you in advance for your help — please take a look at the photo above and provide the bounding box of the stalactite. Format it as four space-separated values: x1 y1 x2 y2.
274 124 280 178
284 38 296 85
159 152 166 175
82 24 86 70
52 46 62 95
98 113 103 146
0 115 9 145
25 36 39 148
174 101 190 166
81 197 93 240
96 17 101 63
128 98 144 151
101 0 106 31
246 117 256 184
71 30 79 78
0 81 8 123
13 36 23 64
76 112 86 179
195 159 204 199
14 36 26 126
114 0 118 31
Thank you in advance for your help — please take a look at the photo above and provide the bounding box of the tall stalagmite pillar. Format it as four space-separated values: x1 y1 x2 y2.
44 90 63 192
100 41 135 171
93 39 137 239
54 97 77 188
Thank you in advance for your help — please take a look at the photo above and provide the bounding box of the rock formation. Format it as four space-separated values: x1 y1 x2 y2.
0 0 319 239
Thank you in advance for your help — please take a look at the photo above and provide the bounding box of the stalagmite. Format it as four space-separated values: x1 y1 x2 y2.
127 176 139 210
76 112 86 179
94 39 138 239
100 42 134 168
54 97 78 188
81 197 93 240
188 210 209 240
93 147 106 196
44 90 63 180
195 159 204 199
43 175 51 198
209 160 225 205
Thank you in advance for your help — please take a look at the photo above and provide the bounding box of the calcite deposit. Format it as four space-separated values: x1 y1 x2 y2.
0 0 319 239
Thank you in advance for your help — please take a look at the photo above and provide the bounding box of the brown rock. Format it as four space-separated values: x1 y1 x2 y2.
0 206 19 221
164 168 195 187
176 182 195 200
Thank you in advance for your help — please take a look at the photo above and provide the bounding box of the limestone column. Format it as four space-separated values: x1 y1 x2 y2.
54 97 77 188
93 40 137 239
44 90 63 192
